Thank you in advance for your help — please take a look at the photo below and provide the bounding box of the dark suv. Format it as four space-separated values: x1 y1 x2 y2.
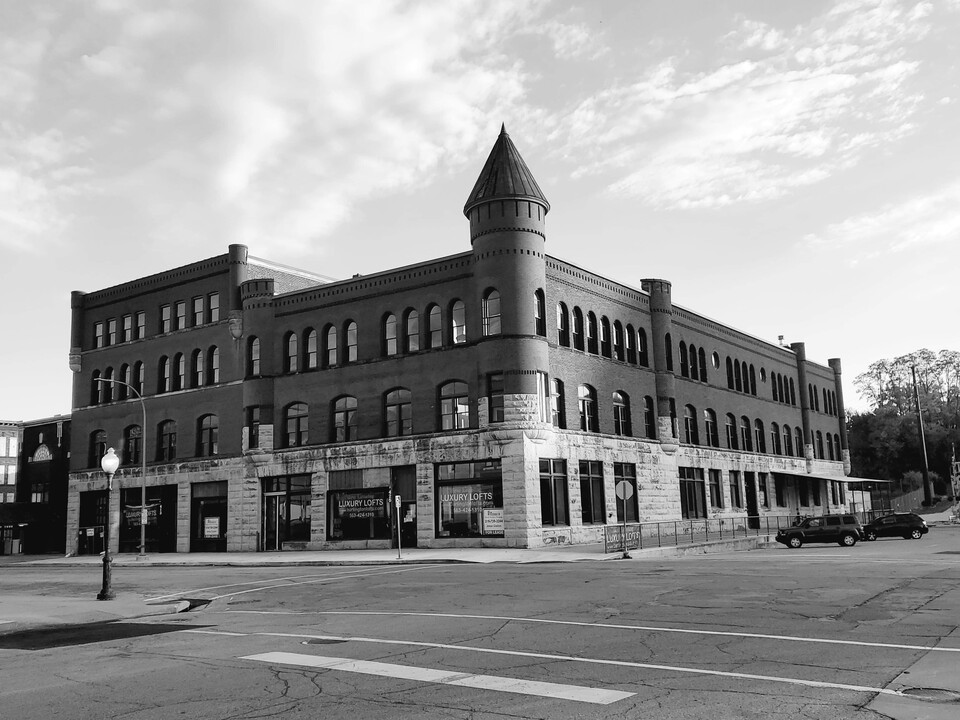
862 513 928 541
775 514 862 548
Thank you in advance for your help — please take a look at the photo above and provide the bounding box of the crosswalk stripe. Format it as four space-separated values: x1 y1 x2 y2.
241 651 634 705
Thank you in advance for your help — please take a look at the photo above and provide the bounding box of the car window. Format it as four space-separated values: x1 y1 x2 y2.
824 517 840 526
841 515 856 524
881 517 895 525
808 518 822 527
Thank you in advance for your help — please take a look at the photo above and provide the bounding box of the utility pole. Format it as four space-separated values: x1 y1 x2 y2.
911 365 933 506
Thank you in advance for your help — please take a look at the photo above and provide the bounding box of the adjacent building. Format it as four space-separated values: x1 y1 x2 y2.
66 127 853 555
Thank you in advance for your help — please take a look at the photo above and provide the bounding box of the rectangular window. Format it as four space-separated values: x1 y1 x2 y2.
811 480 821 506
136 311 146 339
435 460 504 539
579 460 605 524
106 318 117 346
758 473 769 508
613 462 638 522
775 476 786 507
729 470 743 509
798 477 809 507
536 371 550 423
192 296 204 326
160 305 171 333
94 322 104 348
122 315 132 342
708 469 723 508
539 458 568 526
174 301 186 330
328 488 390 541
246 406 260 450
550 378 566 429
488 373 504 424
207 292 220 322
678 466 706 519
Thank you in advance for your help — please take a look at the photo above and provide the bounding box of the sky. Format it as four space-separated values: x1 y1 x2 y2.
2 0 959 422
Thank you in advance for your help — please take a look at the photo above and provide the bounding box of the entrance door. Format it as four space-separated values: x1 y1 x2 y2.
263 493 286 551
744 471 760 529
391 466 417 548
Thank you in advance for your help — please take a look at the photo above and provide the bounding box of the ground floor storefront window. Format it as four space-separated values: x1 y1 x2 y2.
435 460 503 538
679 467 706 519
77 490 108 555
262 475 311 550
119 485 177 553
191 480 227 552
327 488 390 541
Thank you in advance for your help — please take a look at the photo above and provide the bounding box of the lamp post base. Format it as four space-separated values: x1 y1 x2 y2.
97 555 114 601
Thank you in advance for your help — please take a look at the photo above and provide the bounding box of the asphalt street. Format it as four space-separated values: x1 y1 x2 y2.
1 530 959 719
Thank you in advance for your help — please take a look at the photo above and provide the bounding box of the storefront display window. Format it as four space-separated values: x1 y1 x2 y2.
327 488 390 541
435 460 503 538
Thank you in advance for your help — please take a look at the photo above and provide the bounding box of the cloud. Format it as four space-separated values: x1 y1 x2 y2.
804 180 960 258
553 0 935 209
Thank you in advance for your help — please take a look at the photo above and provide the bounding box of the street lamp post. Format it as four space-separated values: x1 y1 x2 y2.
98 447 119 601
96 377 148 558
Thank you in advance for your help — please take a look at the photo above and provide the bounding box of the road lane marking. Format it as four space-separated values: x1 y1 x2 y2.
241 651 634 704
219 609 960 654
242 634 905 697
146 565 432 603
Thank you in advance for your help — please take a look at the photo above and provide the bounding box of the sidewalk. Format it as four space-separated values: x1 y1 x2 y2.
0 536 770 632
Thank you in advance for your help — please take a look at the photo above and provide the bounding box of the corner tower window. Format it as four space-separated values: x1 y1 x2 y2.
482 290 501 336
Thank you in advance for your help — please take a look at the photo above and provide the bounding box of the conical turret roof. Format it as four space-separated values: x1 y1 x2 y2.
463 124 550 217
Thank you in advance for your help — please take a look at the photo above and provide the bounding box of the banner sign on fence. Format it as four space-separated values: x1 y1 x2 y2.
604 523 641 554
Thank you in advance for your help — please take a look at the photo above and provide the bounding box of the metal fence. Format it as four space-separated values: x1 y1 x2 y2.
604 515 816 554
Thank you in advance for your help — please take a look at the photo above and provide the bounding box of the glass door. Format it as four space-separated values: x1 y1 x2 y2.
263 493 286 551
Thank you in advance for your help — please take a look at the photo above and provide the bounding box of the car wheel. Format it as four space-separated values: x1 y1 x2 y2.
865 530 877 541
788 536 802 549
910 529 923 539
839 533 857 547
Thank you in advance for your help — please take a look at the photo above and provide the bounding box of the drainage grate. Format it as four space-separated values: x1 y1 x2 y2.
900 687 960 703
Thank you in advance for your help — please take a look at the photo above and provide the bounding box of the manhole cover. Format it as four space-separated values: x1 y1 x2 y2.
900 687 960 703
304 638 348 645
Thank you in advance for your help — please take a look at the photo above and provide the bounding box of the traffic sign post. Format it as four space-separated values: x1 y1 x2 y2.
395 494 402 560
615 480 634 559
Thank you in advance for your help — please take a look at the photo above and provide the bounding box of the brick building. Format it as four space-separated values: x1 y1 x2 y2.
66 127 853 554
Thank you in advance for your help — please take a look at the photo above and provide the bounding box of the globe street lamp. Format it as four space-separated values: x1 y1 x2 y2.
98 447 119 601
95 377 148 558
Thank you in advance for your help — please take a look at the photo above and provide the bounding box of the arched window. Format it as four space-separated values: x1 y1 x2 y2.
625 324 636 364
734 360 743 392
89 430 107 468
727 357 735 389
383 313 398 356
740 416 753 451
344 321 358 362
91 370 103 405
833 435 841 460
754 419 766 453
123 425 142 465
578 384 598 432
158 356 171 394
704 409 719 447
156 420 176 461
285 402 309 448
783 424 793 456
191 349 204 387
643 396 656 439
197 414 218 457
613 321 624 361
404 309 420 353
172 353 185 391
557 303 570 346
572 307 584 350
551 378 566 428
247 337 261 377
284 332 298 373
815 430 824 460
534 289 546 336
795 427 804 456
698 348 707 382
789 379 797 406
450 300 466 344
118 364 130 400
679 342 689 377
439 381 470 430
638 328 649 367
482 290 501 336
683 405 699 445
749 365 757 395
384 388 412 437
304 328 318 369
770 422 782 454
612 391 631 436
332 396 358 441
664 332 673 371
773 373 781 401
600 316 612 357
426 304 442 348
688 344 698 379
207 347 219 384
133 361 144 396
324 325 338 367
102 367 114 402
725 413 738 450
826 432 835 460
586 312 598 354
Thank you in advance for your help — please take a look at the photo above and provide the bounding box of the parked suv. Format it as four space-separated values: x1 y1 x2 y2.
775 514 862 548
862 513 928 541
